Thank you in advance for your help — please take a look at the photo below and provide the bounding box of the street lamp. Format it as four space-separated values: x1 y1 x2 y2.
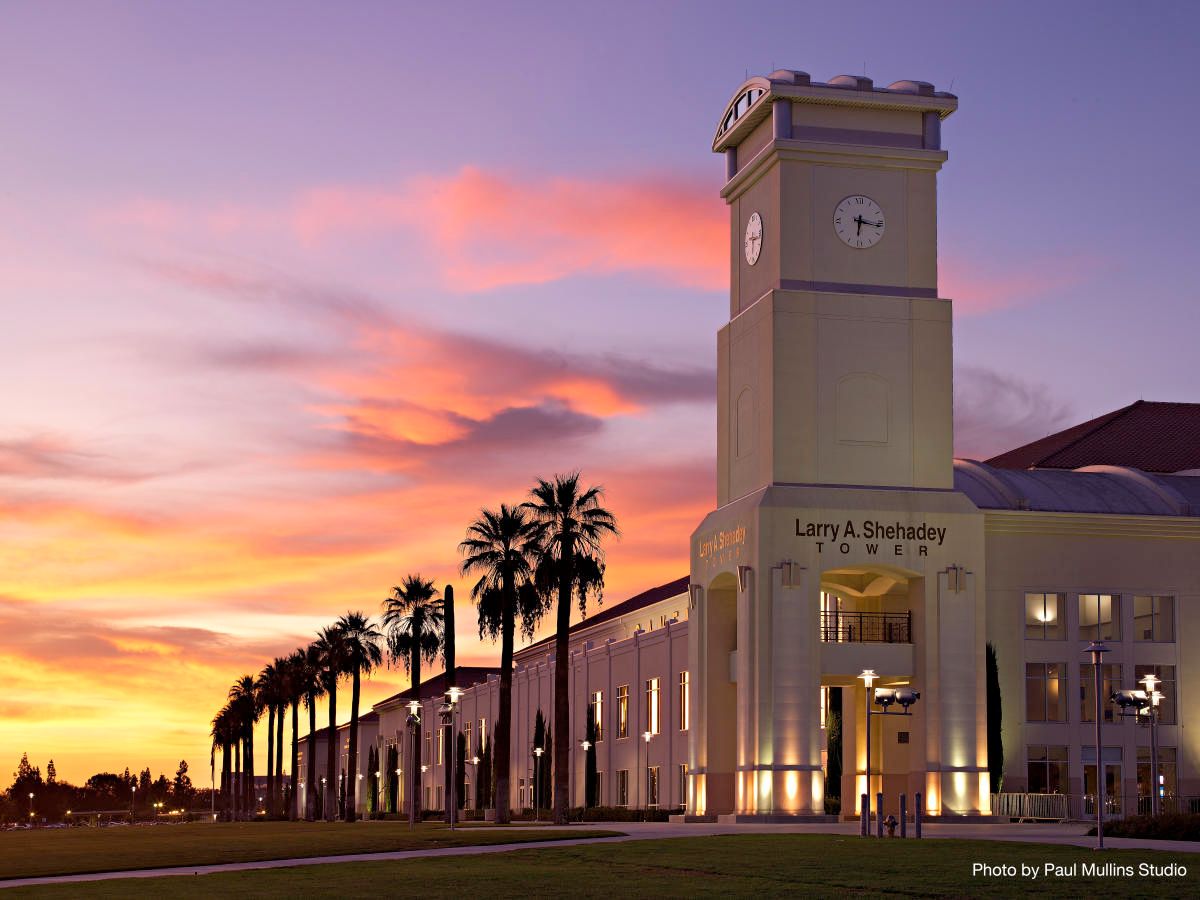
28 792 34 821
130 785 136 820
858 669 920 835
642 731 655 810
406 700 422 829
1085 640 1110 850
532 746 545 822
441 690 461 830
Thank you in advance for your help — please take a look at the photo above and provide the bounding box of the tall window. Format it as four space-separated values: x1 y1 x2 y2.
425 732 432 761
647 766 660 808
478 719 487 751
591 690 604 742
463 780 472 809
1080 663 1122 722
596 771 605 806
645 677 661 735
1027 745 1067 794
1135 664 1177 725
437 729 444 765
1137 746 1177 801
679 672 690 731
1079 594 1120 641
678 763 688 806
1025 593 1064 640
617 685 629 739
616 769 629 807
464 720 472 757
1133 596 1174 642
1025 663 1066 721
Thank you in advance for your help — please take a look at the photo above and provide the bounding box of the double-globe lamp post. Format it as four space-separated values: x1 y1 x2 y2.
858 668 920 834
1086 640 1109 850
406 700 421 829
441 686 463 830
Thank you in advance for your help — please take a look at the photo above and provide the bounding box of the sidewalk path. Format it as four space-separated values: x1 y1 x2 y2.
2 820 1195 889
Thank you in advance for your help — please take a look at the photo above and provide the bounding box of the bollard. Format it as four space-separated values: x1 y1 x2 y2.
876 792 884 838
900 793 907 838
915 791 923 839
860 793 868 836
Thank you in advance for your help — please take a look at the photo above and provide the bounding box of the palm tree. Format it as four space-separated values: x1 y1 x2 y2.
336 611 384 821
210 705 235 820
256 662 281 817
382 576 445 818
229 675 262 818
297 643 325 820
271 655 288 816
314 626 347 821
460 503 544 824
283 649 306 819
524 473 618 824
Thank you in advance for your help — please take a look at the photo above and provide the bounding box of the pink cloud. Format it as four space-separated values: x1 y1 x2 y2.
941 254 1102 315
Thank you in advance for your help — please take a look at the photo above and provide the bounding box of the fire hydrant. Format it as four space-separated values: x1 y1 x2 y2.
884 814 898 837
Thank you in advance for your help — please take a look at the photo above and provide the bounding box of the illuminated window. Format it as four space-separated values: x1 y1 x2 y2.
1137 746 1176 801
1025 663 1066 722
1025 593 1064 640
678 764 688 805
425 732 431 762
479 719 487 751
464 720 472 757
1133 596 1174 642
1135 664 1177 725
647 766 660 808
1026 745 1067 794
617 685 629 739
645 677 660 735
679 672 690 732
1080 663 1122 722
616 769 629 807
437 729 444 766
591 690 604 742
1079 594 1120 641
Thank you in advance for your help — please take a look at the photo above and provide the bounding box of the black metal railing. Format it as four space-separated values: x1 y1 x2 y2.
820 610 911 644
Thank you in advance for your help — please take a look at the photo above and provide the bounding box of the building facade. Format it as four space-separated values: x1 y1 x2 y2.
300 70 1199 822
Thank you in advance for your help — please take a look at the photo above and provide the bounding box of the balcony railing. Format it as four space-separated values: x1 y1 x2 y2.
820 610 911 644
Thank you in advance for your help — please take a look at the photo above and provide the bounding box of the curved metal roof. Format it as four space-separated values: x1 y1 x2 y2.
954 459 1197 517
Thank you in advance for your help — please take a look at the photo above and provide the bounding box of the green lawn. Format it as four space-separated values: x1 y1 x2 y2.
0 821 616 880
4 834 1197 898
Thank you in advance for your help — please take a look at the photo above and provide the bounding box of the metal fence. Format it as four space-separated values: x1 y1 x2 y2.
820 610 911 644
992 792 1200 822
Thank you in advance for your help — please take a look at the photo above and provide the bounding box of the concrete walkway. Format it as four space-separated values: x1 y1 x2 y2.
2 821 1196 890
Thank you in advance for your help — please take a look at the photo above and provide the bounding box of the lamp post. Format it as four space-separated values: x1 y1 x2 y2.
858 669 877 828
580 739 593 809
642 731 655 811
28 792 34 822
130 785 136 821
532 746 545 821
1140 673 1162 816
406 700 421 829
858 669 920 834
442 688 461 830
1086 640 1109 850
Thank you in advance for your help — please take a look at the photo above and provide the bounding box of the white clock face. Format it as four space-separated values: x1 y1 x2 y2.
833 196 885 249
744 211 763 265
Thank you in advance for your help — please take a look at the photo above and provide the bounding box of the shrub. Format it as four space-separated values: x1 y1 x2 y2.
1087 813 1200 841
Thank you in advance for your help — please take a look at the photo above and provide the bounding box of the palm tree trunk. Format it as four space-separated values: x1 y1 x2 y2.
306 696 317 821
495 590 515 824
290 701 300 820
276 703 285 817
245 725 255 817
265 705 275 819
346 667 361 822
221 741 231 820
410 646 421 819
234 738 242 820
552 559 572 824
325 683 337 821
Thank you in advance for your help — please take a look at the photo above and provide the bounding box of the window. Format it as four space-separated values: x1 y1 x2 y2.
1082 745 1123 815
435 785 443 811
678 764 688 806
617 685 629 739
1137 746 1177 802
424 786 431 810
645 677 660 735
647 766 660 808
437 729 444 765
464 720 472 757
679 672 690 731
1133 596 1174 642
1079 594 1120 641
1025 593 1064 640
1134 664 1177 725
425 732 431 762
463 780 471 809
1025 663 1066 722
595 770 605 806
591 690 604 742
479 719 487 751
616 769 629 807
1080 663 1122 722
1027 745 1067 794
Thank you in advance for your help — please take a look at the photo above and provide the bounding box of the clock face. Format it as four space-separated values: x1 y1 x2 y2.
744 211 763 265
833 195 885 249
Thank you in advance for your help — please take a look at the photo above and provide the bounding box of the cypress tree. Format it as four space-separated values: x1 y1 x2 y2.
986 642 1004 793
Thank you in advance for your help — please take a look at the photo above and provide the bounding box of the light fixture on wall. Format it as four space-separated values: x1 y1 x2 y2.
688 584 703 610
778 560 804 588
738 565 752 592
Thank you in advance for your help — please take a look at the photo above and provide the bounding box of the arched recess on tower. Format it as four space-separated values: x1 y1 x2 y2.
702 570 738 815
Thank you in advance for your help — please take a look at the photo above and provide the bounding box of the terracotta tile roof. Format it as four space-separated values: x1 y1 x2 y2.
516 575 690 657
985 400 1200 474
373 665 500 708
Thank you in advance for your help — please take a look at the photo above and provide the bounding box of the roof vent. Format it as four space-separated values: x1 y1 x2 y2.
829 74 873 91
887 79 935 96
769 69 810 85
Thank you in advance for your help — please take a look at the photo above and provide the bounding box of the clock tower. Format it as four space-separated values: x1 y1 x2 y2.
688 72 989 822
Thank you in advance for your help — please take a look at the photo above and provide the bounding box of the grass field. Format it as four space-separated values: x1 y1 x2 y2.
0 821 616 880
4 834 1197 898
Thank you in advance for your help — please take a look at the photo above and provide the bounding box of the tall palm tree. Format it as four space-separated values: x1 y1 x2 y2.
382 576 445 818
314 626 347 821
284 648 307 819
273 655 287 817
524 473 618 825
336 611 384 821
256 662 280 817
299 643 325 820
229 675 262 818
460 503 544 824
210 705 235 820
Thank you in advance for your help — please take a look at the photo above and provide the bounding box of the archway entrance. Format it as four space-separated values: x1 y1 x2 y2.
703 572 737 815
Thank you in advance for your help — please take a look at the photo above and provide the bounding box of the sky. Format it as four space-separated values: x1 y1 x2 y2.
1 1 1198 785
